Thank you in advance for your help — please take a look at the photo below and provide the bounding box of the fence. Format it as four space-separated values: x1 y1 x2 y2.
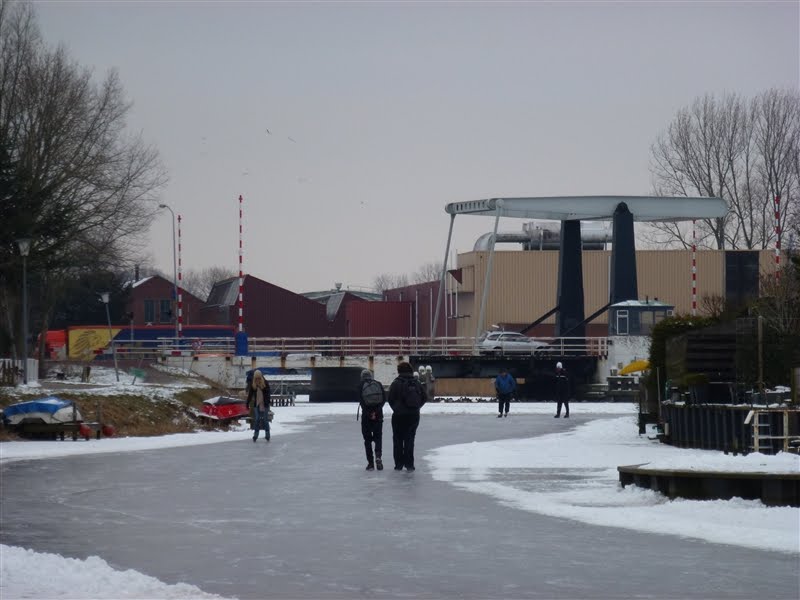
0 358 39 385
661 402 799 455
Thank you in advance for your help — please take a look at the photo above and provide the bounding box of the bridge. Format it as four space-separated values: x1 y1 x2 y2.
103 335 614 399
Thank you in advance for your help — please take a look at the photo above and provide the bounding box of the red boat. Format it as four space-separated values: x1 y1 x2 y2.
200 396 249 422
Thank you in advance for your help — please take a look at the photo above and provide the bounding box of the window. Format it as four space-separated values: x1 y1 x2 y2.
725 251 759 309
159 299 172 323
144 300 155 323
616 310 629 335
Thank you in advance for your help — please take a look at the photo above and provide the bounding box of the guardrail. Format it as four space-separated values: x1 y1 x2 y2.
101 336 609 360
247 336 609 358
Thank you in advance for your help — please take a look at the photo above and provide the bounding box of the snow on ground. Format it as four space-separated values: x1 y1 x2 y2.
2 366 210 403
426 415 799 555
0 545 226 600
1 377 798 599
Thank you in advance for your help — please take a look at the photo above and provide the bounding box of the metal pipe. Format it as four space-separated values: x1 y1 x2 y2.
431 213 455 341
21 253 28 384
473 229 612 251
16 238 31 384
474 202 502 350
158 204 179 339
100 292 119 382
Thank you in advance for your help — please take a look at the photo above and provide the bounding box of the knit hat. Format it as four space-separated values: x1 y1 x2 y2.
360 369 373 381
397 361 413 374
556 362 563 369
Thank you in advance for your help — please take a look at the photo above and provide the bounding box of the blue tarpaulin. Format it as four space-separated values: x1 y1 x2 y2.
2 397 80 425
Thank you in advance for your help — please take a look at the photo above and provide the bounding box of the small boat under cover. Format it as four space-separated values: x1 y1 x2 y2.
2 397 84 426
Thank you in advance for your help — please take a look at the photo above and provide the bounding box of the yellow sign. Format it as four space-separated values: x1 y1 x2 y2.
68 327 122 360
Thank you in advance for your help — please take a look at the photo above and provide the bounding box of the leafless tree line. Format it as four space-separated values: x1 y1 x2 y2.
648 88 799 251
372 261 443 293
0 2 165 355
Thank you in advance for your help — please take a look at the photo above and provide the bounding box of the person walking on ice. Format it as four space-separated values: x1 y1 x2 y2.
247 370 272 441
554 362 570 418
358 369 386 471
494 367 516 418
388 361 427 471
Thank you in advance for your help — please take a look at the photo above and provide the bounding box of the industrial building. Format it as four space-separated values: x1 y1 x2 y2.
444 247 775 339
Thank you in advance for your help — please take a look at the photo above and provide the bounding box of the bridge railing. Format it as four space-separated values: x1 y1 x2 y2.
102 335 609 360
247 336 609 358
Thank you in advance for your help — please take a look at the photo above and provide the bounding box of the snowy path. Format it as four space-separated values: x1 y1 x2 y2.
1 413 797 599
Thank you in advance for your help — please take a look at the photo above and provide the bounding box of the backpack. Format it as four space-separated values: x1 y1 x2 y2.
362 379 384 406
403 378 424 409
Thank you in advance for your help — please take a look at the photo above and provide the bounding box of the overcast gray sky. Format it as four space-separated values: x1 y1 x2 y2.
35 1 799 293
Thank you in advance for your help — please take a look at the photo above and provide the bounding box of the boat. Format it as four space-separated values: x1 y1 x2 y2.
199 396 249 422
2 397 83 426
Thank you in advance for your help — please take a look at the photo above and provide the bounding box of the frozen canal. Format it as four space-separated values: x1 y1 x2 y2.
2 414 797 599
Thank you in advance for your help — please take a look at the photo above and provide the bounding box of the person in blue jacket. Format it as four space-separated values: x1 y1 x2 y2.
494 367 516 418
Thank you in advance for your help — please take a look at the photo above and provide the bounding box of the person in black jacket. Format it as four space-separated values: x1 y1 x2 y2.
359 369 386 471
554 362 570 418
388 361 427 471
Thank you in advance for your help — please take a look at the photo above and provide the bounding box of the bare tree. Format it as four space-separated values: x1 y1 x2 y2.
647 89 799 251
181 266 237 301
756 259 800 336
412 261 444 284
372 273 409 293
0 3 166 356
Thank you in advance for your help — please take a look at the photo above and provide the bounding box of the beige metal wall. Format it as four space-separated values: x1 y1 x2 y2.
452 249 776 337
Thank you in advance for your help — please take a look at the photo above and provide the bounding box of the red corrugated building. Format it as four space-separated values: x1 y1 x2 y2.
383 281 451 338
199 275 359 337
344 301 413 337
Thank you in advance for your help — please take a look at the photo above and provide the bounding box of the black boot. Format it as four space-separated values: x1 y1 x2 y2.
376 457 383 470
366 461 375 471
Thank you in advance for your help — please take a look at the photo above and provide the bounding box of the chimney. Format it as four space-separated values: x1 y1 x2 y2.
135 264 140 281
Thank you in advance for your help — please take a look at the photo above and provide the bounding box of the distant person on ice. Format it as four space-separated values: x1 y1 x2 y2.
554 362 570 418
494 367 516 418
247 369 271 441
358 369 386 471
388 361 427 471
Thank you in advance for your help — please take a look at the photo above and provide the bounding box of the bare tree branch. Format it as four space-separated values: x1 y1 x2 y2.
645 89 799 252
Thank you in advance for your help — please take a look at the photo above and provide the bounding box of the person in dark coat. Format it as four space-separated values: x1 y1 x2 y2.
359 368 386 471
388 361 427 471
554 361 570 418
494 367 516 418
246 369 271 441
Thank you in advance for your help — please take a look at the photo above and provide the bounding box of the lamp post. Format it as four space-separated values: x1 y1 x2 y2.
100 292 120 382
158 203 179 339
16 238 31 384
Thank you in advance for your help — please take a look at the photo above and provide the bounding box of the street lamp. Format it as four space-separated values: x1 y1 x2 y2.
16 238 30 385
100 292 120 382
158 203 179 339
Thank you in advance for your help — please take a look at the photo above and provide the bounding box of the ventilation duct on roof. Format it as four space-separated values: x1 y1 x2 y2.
473 221 612 251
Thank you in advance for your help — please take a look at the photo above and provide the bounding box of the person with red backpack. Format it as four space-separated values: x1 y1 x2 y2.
388 361 427 471
358 369 386 471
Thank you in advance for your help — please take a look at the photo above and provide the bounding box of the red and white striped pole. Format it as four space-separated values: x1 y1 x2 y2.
177 214 183 337
238 194 244 333
691 220 697 316
774 195 781 281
